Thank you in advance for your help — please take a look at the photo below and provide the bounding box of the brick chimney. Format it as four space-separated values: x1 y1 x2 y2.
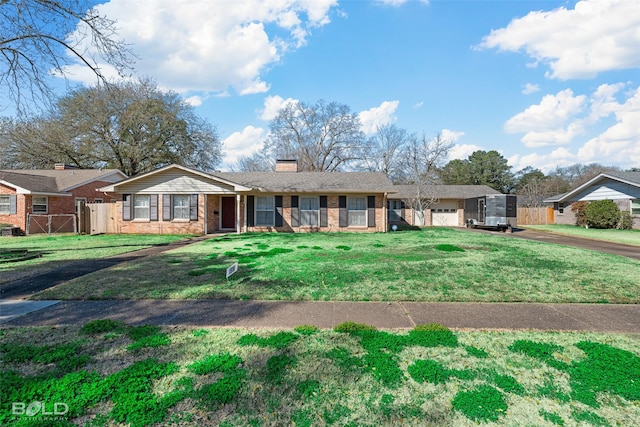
275 159 298 172
54 163 77 170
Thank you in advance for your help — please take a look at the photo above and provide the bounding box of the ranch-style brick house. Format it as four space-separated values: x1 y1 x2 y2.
0 165 127 234
387 184 500 227
544 171 640 229
98 161 397 234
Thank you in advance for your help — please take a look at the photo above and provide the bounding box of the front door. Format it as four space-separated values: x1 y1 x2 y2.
221 196 236 229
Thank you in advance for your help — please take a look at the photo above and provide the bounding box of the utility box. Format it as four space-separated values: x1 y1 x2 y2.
1 226 23 237
464 194 517 231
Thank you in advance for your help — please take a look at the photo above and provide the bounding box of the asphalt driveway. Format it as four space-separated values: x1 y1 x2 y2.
463 227 640 260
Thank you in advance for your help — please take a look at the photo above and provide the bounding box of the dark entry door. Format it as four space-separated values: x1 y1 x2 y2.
221 196 235 229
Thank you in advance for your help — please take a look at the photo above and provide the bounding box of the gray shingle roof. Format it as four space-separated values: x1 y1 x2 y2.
214 171 396 193
606 171 640 185
0 169 125 194
388 184 500 200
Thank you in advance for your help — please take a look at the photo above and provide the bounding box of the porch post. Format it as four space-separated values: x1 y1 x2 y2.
236 194 241 234
243 194 247 233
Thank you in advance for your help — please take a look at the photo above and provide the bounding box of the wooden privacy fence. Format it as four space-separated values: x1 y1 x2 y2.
517 207 554 225
77 201 117 234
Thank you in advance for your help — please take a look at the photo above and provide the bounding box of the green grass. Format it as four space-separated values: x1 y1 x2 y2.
525 224 640 246
36 228 640 303
2 322 638 426
0 233 188 285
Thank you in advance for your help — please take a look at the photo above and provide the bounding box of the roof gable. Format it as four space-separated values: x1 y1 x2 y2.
546 172 640 203
0 169 125 194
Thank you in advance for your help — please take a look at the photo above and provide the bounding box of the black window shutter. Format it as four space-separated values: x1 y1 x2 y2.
9 195 17 214
162 195 172 221
339 196 348 227
247 196 254 227
122 194 131 221
320 196 328 227
189 194 198 221
275 195 283 227
149 194 159 221
290 196 299 227
367 195 376 227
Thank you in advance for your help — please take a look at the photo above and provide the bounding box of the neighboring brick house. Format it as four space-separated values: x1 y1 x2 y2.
0 165 127 234
388 184 500 227
98 162 396 234
544 171 640 229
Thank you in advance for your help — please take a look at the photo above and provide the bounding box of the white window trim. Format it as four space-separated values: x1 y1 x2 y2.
255 196 275 226
93 198 103 203
32 196 48 214
299 196 320 227
0 196 10 214
172 194 190 220
389 200 403 222
133 194 150 220
348 196 367 227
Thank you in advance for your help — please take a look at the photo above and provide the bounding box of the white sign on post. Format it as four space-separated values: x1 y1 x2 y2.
226 262 238 280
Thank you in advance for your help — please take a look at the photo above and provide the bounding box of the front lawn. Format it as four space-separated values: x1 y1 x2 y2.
2 321 638 426
0 234 188 285
525 225 640 246
36 228 640 303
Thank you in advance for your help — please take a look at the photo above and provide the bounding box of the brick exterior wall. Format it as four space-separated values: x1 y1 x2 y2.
115 193 206 234
0 184 23 230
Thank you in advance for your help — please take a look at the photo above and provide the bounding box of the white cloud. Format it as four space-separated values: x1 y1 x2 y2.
359 100 399 135
504 89 586 147
413 101 424 109
509 148 576 173
440 129 465 143
479 0 640 79
62 0 339 95
448 144 483 161
222 125 267 167
522 83 540 95
260 95 298 121
376 0 429 6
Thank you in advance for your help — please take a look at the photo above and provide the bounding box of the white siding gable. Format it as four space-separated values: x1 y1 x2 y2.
576 178 640 201
117 170 236 194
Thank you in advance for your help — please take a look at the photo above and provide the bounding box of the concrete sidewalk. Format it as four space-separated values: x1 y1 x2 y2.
3 300 640 333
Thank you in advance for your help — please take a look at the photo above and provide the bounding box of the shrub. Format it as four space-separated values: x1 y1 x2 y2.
571 201 589 227
585 200 620 229
334 321 377 333
618 211 633 230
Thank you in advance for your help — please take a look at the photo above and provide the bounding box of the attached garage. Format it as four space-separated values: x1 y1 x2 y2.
431 201 459 226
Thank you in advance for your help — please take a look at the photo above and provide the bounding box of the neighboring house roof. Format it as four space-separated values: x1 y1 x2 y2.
214 171 396 193
388 184 500 200
0 169 127 196
544 171 640 203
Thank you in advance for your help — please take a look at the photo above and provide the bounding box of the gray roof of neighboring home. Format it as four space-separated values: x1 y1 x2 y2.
0 169 125 194
214 171 396 193
388 184 500 200
544 171 640 203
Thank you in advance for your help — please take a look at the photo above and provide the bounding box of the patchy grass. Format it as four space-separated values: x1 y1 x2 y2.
1 322 638 426
525 225 640 246
0 234 188 285
36 228 640 303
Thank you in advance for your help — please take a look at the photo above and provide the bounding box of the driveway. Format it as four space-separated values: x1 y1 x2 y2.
462 227 640 260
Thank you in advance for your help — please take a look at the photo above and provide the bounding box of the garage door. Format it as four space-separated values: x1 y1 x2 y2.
431 201 459 226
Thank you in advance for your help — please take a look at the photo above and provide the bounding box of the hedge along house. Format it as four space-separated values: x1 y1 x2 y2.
387 184 500 227
544 171 640 229
0 165 127 234
98 161 396 235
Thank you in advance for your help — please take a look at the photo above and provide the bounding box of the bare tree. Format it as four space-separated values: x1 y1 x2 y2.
1 0 134 114
5 78 222 175
402 133 453 226
359 124 411 183
263 99 366 171
233 151 274 172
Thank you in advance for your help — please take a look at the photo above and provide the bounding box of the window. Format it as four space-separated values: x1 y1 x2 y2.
172 195 190 220
555 202 564 214
255 196 274 226
134 195 150 219
632 199 640 216
0 195 10 214
32 196 48 214
300 197 319 226
348 197 367 226
388 200 403 222
93 198 103 203
75 197 87 214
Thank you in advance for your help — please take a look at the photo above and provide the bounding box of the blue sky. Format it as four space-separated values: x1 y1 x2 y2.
48 0 640 171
